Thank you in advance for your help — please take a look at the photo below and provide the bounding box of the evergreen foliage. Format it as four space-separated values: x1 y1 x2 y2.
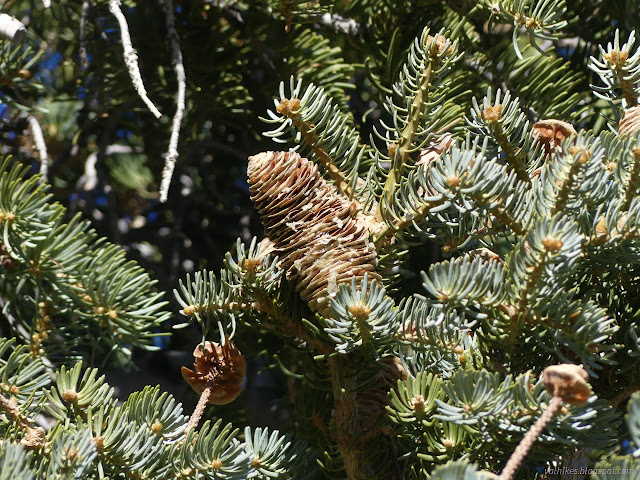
0 157 169 365
1 1 640 479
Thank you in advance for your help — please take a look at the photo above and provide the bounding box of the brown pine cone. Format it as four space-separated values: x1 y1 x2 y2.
248 151 380 317
619 106 640 136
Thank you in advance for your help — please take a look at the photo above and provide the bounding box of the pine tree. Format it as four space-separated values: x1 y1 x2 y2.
1 1 640 479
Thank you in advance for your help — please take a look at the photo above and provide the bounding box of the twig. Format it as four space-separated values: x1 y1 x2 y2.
0 392 47 450
108 0 162 119
499 364 592 480
79 145 134 191
79 0 90 69
611 384 640 409
28 116 48 182
319 12 360 36
0 13 26 43
159 0 187 202
498 396 562 480
186 382 212 432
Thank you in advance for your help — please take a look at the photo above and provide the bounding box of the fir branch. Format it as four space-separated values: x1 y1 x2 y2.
0 157 170 362
501 43 587 121
489 0 568 59
380 31 459 211
177 239 334 353
262 78 370 200
590 30 640 107
538 297 617 375
285 28 356 111
0 444 37 480
421 255 507 308
324 275 398 354
534 132 610 217
0 393 47 450
276 97 352 195
243 427 312 478
508 216 584 315
467 88 531 183
383 53 434 197
551 147 587 215
490 206 526 236
500 364 592 480
373 196 446 247
376 137 530 244
108 0 162 119
0 38 43 111
252 296 333 354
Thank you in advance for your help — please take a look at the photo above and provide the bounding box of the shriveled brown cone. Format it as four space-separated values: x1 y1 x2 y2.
248 151 381 317
619 106 640 136
542 363 591 406
182 338 246 405
532 119 577 155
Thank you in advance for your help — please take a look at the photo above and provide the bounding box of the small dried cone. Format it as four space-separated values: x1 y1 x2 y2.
248 151 381 317
532 119 577 155
542 364 591 406
619 106 640 136
181 339 246 405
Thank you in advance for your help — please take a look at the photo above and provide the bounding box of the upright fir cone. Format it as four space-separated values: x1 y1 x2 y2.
619 106 640 136
248 151 380 317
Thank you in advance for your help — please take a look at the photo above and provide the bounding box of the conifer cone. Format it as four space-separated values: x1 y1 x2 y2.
532 119 577 154
181 339 246 405
619 106 640 136
248 151 380 317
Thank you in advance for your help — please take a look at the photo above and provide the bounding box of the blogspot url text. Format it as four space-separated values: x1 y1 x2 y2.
545 467 634 475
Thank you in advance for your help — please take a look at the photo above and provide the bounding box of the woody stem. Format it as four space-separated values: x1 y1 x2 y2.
187 381 213 432
498 396 562 480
